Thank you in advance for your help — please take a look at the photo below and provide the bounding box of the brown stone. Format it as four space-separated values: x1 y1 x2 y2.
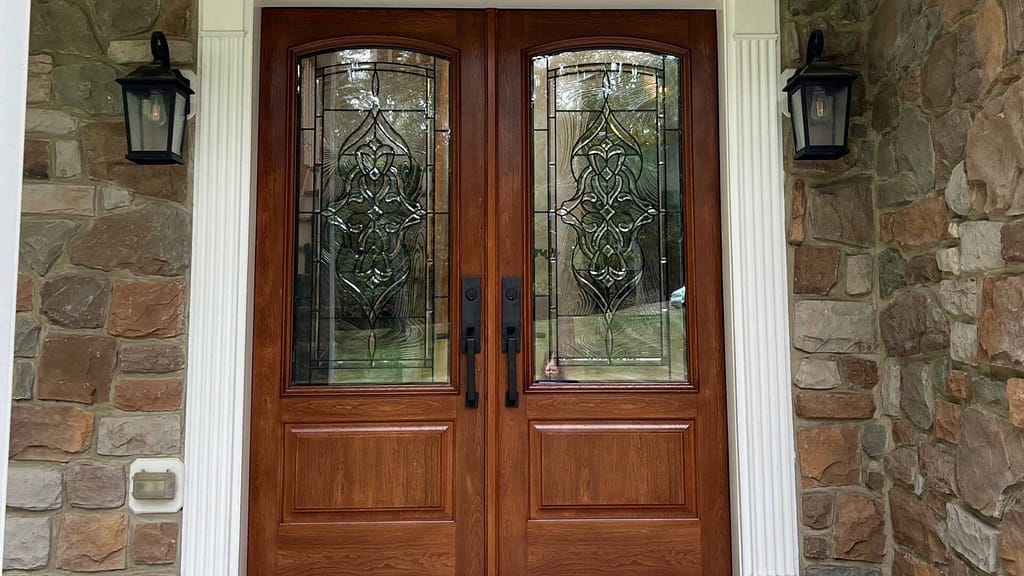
56 513 127 571
803 535 831 560
803 491 833 529
16 274 32 311
108 281 186 339
932 109 972 167
81 123 188 201
978 274 1024 370
37 334 116 404
920 441 958 496
798 425 861 487
162 0 193 36
1008 0 1024 53
1002 508 1024 575
114 379 183 412
795 393 875 420
132 522 178 565
1004 219 1024 262
1010 378 1024 429
23 139 49 179
10 404 94 461
834 492 885 562
954 1 1007 102
940 0 981 26
39 275 110 329
838 357 879 389
890 486 948 563
893 551 939 576
69 202 191 276
965 80 1024 216
65 461 125 509
880 288 951 357
934 400 962 443
907 255 941 285
808 179 875 247
794 246 840 294
890 196 949 252
949 369 973 400
790 179 806 245
886 445 920 486
957 406 1024 516
119 342 186 373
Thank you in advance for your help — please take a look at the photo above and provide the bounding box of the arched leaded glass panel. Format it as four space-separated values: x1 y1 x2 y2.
531 49 687 384
292 48 451 386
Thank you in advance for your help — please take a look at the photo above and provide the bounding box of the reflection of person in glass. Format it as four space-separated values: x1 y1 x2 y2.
540 353 578 383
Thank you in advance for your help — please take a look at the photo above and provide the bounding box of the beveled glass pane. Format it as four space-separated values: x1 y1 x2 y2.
531 49 688 385
292 48 451 387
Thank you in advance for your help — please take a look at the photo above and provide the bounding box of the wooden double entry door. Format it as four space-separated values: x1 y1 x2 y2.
251 8 728 576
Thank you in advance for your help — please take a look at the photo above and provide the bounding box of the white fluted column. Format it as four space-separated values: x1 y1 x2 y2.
181 0 254 573
0 0 31 563
722 1 801 574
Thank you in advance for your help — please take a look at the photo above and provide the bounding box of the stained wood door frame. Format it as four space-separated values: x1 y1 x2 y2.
179 2 801 576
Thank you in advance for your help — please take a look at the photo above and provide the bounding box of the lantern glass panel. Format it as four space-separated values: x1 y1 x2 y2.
789 87 806 152
125 87 176 153
172 91 187 156
802 82 848 147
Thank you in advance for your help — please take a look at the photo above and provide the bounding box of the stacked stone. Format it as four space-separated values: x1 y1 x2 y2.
786 0 1024 573
783 0 888 572
8 0 193 572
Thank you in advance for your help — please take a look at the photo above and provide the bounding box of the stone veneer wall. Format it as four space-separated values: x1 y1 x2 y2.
784 0 1024 573
6 0 194 572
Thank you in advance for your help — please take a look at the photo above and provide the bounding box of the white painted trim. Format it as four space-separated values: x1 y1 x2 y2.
181 0 801 575
180 21 255 576
0 0 31 565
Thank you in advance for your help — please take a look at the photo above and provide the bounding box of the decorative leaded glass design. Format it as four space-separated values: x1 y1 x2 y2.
292 48 451 386
532 49 687 384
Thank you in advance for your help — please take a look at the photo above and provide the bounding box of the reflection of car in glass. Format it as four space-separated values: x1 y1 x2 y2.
670 287 686 309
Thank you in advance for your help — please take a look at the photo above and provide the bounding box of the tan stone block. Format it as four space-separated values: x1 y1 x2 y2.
38 334 116 404
108 281 186 338
789 179 805 245
132 522 178 564
114 379 183 412
10 404 94 461
798 425 861 488
66 460 125 509
22 183 95 216
934 400 963 443
16 274 33 311
795 392 876 420
1009 378 1024 429
1002 508 1024 575
56 513 127 571
833 491 885 562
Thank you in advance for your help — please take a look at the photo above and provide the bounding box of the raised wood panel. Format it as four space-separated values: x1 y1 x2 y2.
284 422 453 521
278 523 456 576
526 520 701 576
530 421 695 518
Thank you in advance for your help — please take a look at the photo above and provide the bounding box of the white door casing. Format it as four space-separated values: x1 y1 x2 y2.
180 0 800 575
0 0 32 565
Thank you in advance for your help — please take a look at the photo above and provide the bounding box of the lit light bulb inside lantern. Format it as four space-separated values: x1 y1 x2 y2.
144 91 168 128
810 87 830 123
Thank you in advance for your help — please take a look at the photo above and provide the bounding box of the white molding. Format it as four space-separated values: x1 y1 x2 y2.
0 0 31 564
180 24 255 576
722 0 801 573
181 0 801 574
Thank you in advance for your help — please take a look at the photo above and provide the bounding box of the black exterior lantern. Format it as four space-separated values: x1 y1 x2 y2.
116 32 194 165
783 31 857 160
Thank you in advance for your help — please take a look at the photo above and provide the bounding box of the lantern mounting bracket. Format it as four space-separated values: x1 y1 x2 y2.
805 30 824 67
151 31 172 68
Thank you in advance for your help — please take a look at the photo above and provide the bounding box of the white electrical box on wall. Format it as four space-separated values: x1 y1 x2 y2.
129 457 184 514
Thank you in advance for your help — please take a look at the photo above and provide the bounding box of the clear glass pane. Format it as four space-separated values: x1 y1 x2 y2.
292 48 451 387
531 49 688 385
